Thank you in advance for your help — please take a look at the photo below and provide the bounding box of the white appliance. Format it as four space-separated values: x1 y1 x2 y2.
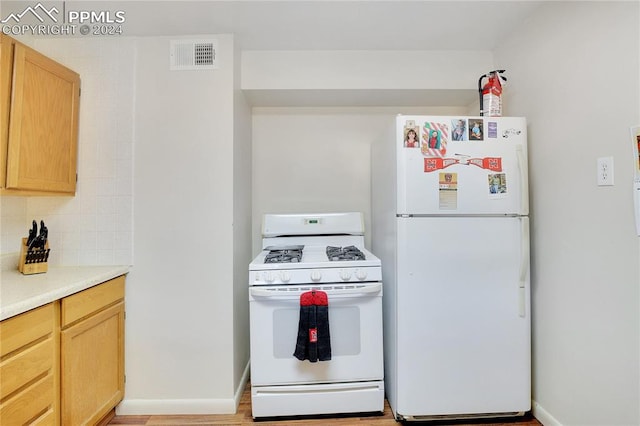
248 212 384 419
372 115 531 421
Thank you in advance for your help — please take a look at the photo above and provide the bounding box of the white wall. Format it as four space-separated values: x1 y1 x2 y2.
494 2 640 425
232 39 252 398
242 50 493 90
242 50 493 107
0 37 134 266
251 106 468 253
123 34 248 414
246 49 484 251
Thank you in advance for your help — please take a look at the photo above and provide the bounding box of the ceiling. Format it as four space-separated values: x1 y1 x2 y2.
118 0 543 50
1 0 544 50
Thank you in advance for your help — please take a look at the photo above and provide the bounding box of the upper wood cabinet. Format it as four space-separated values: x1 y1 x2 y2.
0 35 80 195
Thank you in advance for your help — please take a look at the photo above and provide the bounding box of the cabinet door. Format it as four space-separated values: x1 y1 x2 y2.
6 42 80 193
0 35 14 189
61 302 124 426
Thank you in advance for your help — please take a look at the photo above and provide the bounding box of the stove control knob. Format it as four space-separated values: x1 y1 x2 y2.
310 270 322 282
355 269 368 281
339 269 352 281
279 271 291 283
264 271 276 283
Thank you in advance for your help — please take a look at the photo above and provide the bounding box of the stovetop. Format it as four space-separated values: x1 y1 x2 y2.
250 244 379 270
249 244 381 285
261 245 367 265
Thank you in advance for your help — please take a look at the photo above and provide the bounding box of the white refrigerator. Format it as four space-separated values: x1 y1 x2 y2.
372 115 531 421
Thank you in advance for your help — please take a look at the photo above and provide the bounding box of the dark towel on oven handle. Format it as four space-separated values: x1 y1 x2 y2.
293 290 331 362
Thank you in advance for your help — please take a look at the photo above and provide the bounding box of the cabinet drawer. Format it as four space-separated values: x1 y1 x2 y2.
62 275 125 327
0 372 54 425
0 336 54 400
0 303 54 357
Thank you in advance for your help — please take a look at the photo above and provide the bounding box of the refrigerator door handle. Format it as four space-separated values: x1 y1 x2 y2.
517 145 529 215
518 217 530 317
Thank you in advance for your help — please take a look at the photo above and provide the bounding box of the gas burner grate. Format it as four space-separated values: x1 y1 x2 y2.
326 245 366 261
264 248 303 264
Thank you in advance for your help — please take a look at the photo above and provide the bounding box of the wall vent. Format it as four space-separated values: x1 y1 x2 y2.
170 39 218 71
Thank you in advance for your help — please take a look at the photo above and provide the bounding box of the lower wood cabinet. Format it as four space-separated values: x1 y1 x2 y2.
0 303 59 425
61 276 125 426
0 274 125 426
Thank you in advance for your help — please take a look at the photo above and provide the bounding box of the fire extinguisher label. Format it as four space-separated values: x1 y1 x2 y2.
483 93 502 117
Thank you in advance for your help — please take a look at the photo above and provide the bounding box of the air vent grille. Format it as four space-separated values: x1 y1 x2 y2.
194 43 214 65
170 39 218 71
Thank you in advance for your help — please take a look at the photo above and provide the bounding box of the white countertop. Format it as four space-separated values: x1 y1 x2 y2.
0 253 130 321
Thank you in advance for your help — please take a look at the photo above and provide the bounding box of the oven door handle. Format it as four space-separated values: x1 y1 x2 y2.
250 283 382 298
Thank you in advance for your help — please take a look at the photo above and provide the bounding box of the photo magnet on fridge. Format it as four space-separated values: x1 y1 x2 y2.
469 119 484 140
421 121 449 157
488 173 508 198
487 122 498 138
439 172 458 210
451 118 467 141
403 120 420 148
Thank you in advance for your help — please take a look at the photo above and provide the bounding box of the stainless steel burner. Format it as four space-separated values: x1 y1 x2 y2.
264 246 304 263
326 245 366 261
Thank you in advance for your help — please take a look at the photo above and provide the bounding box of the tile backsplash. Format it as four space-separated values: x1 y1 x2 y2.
0 37 135 266
0 197 28 254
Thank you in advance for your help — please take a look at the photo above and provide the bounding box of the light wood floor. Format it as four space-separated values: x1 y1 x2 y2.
108 382 542 426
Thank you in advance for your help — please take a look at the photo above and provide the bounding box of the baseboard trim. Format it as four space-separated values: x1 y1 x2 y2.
234 360 251 409
116 361 251 416
532 399 562 426
116 397 236 415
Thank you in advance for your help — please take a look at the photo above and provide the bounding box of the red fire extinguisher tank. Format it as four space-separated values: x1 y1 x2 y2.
482 72 503 117
478 70 507 117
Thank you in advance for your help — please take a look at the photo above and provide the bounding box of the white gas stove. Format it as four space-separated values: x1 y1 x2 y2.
248 212 384 419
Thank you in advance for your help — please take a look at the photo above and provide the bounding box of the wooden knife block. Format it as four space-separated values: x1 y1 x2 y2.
18 237 50 275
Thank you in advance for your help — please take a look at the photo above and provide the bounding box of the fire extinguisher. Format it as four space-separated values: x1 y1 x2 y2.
478 70 507 116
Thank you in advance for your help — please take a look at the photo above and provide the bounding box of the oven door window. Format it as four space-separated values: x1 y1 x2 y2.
249 285 383 386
